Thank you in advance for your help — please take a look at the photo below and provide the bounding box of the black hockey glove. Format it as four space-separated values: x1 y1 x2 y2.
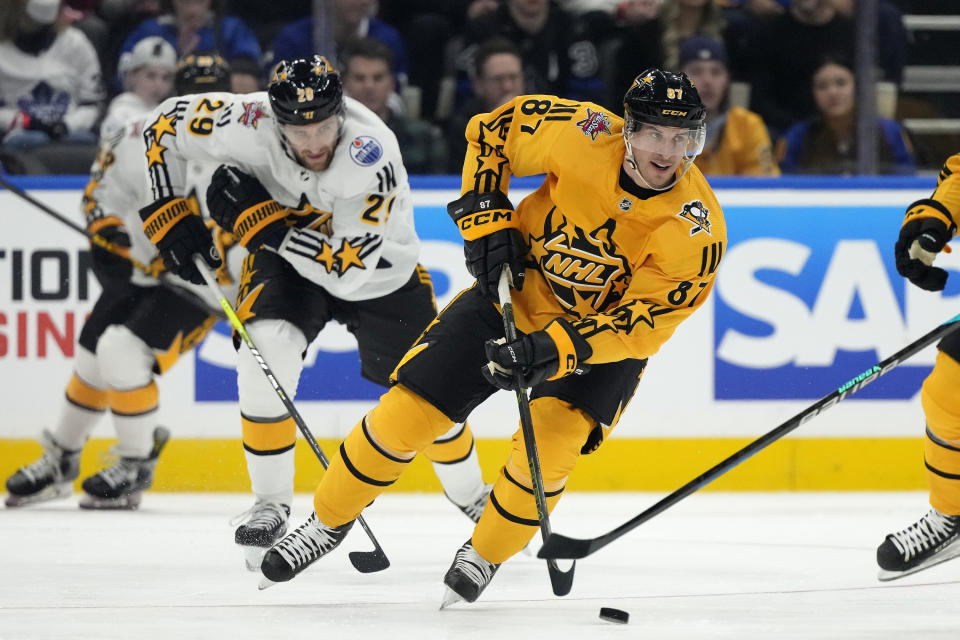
207 165 288 250
482 318 593 391
894 199 956 292
89 224 133 290
139 196 221 285
447 190 527 300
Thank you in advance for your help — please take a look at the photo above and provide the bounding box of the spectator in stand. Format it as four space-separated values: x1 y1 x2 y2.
268 0 408 89
445 37 525 174
456 0 609 107
342 37 446 174
660 0 726 71
744 0 904 137
679 36 778 176
100 35 176 137
119 0 261 93
776 56 914 175
0 0 105 150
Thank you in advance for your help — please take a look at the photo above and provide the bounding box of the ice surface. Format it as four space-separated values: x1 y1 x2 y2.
2 492 958 639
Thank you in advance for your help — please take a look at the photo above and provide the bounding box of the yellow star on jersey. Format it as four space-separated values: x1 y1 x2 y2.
473 149 508 183
336 239 365 274
145 140 167 168
568 288 597 318
529 233 550 263
153 332 183 374
314 240 336 273
149 112 177 140
590 313 618 333
611 277 628 297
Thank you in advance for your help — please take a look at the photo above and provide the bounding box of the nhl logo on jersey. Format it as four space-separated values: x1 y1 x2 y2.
575 108 613 141
618 197 632 212
676 200 711 236
349 136 383 166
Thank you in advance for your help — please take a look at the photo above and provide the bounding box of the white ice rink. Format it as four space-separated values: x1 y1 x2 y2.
2 491 959 640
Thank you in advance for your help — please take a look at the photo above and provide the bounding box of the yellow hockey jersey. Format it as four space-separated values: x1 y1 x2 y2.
460 95 727 365
932 154 960 219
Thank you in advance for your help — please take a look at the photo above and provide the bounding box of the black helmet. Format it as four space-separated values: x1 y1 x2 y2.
175 52 231 95
268 56 344 126
623 69 706 133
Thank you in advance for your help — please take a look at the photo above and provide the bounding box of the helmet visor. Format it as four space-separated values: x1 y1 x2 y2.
625 122 706 159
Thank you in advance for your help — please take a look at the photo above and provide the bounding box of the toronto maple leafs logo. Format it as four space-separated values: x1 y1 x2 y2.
16 82 69 126
239 101 269 128
575 108 613 141
528 210 631 318
676 200 711 236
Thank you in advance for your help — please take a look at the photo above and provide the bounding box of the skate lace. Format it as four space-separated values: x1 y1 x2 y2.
274 514 340 567
18 452 58 485
453 544 497 587
97 458 140 490
890 510 959 561
230 501 286 530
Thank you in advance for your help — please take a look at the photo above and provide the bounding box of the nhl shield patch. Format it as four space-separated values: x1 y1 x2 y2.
349 136 383 166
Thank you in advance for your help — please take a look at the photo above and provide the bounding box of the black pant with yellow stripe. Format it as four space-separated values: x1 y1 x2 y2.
313 285 646 564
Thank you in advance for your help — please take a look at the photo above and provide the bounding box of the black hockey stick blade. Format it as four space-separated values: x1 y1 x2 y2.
539 312 960 561
348 548 390 573
547 559 575 595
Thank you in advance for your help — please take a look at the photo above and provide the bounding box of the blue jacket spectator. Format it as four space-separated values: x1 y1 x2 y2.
776 57 914 175
120 1 261 92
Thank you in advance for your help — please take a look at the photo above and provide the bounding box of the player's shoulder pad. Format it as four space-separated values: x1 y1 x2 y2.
335 96 406 193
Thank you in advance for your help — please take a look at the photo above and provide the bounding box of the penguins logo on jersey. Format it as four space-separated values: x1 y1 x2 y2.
676 200 711 237
529 210 631 318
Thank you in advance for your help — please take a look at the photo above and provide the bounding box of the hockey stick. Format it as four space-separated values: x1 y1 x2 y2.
0 173 223 318
192 255 390 574
497 267 575 596
538 311 960 561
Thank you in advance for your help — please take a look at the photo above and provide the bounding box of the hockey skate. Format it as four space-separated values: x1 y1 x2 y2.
5 430 81 507
78 426 170 510
233 500 291 571
440 539 501 608
447 483 492 524
259 512 353 589
877 508 960 581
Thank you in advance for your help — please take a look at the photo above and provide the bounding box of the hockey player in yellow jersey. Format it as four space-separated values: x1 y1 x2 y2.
878 153 960 580
260 68 727 603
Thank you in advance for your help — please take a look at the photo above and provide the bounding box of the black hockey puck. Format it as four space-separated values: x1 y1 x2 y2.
599 607 629 624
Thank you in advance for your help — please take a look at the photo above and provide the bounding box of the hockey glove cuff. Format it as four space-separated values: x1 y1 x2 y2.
140 197 221 285
482 318 593 391
894 199 957 291
207 165 288 250
447 190 527 300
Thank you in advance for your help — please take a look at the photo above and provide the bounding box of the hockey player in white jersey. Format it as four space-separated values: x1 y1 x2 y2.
137 56 490 569
4 53 236 510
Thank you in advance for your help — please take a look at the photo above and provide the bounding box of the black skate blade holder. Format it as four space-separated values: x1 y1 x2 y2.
194 256 390 574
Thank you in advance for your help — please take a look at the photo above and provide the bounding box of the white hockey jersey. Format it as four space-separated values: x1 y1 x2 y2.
83 99 237 306
0 27 104 136
142 93 420 302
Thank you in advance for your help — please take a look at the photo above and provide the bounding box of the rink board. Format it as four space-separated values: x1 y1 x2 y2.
0 175 950 490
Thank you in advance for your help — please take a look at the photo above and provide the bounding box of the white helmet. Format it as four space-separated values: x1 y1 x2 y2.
118 37 177 76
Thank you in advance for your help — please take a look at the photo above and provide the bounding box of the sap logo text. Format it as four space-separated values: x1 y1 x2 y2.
716 238 958 370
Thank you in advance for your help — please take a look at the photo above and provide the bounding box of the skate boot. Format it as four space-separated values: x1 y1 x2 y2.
877 508 960 581
233 499 291 571
259 512 354 588
440 539 501 608
5 430 81 507
79 426 170 510
447 483 492 524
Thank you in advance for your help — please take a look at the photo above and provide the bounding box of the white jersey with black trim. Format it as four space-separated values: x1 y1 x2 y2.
142 93 419 302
